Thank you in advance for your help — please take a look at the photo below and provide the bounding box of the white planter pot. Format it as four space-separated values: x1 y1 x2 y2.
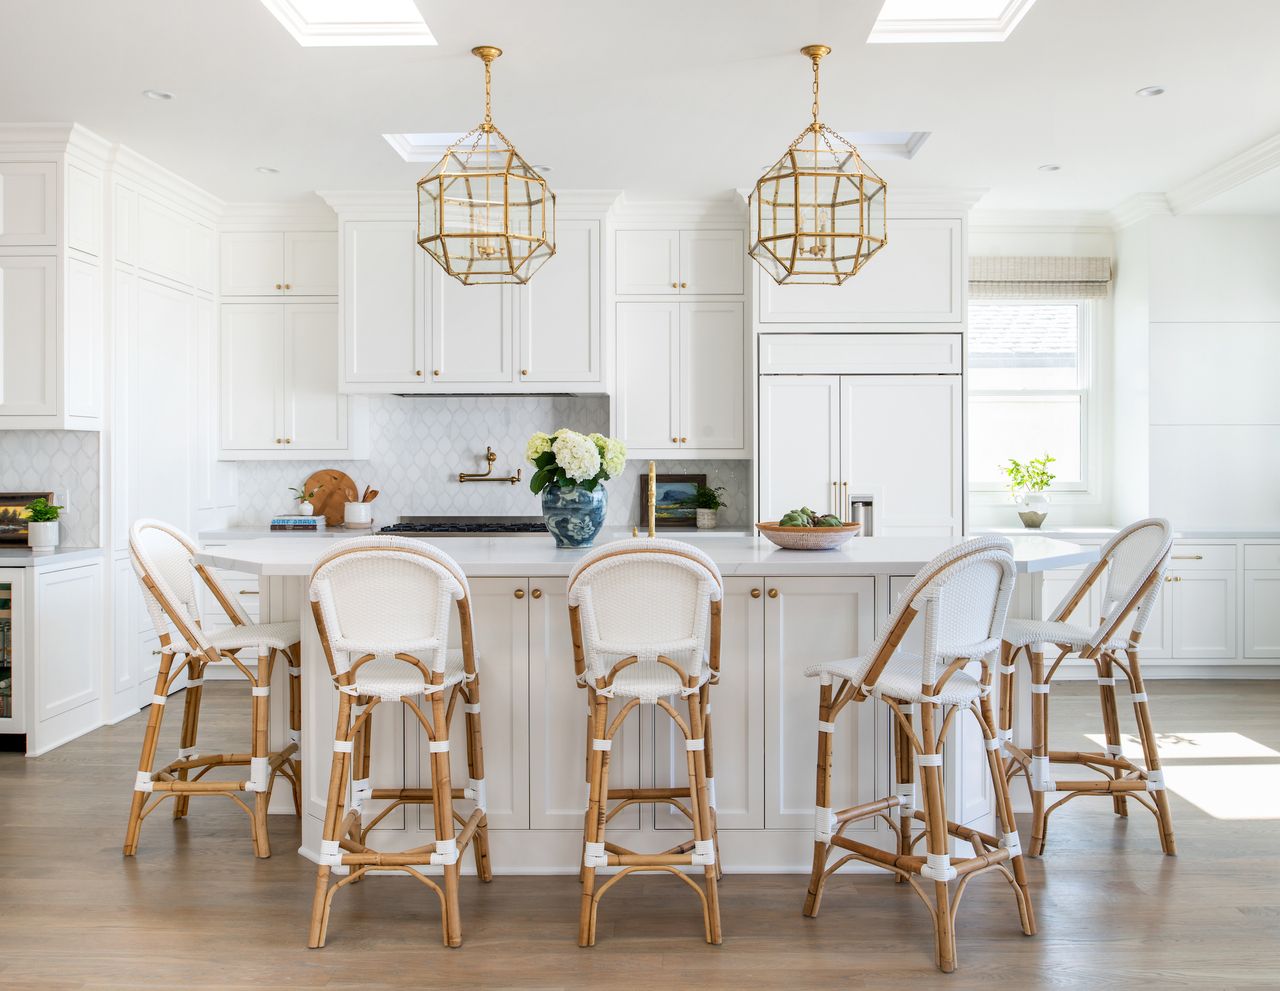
297 501 314 517
696 508 718 530
27 520 59 549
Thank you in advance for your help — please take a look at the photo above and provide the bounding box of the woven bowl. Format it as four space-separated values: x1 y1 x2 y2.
756 521 862 550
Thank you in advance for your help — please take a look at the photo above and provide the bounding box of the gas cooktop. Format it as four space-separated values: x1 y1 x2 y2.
379 516 547 536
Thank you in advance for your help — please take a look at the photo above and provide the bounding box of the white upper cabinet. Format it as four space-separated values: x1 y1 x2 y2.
0 255 58 416
0 162 56 246
341 220 426 386
616 228 745 295
221 231 337 296
432 276 513 384
515 219 601 384
220 304 283 451
283 304 347 451
615 300 748 458
757 217 962 326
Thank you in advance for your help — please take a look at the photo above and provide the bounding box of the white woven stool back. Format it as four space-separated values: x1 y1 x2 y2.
309 536 467 672
1095 518 1172 644
568 538 723 684
129 518 218 654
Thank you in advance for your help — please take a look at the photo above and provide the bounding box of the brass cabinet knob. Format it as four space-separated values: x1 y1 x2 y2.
274 283 282 290
768 588 779 599
285 438 292 444
680 436 687 443
750 588 761 599
284 283 291 290
681 282 688 289
415 370 423 376
521 369 529 376
671 282 678 288
671 437 678 443
275 438 282 444
531 588 543 599
514 588 525 599
433 369 441 376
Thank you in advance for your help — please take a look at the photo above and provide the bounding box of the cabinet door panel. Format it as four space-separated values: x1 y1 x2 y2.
681 302 745 452
220 232 282 296
343 221 425 384
1244 572 1280 658
64 255 102 420
0 162 56 245
284 304 346 450
433 276 512 383
615 303 679 452
36 565 102 721
757 375 840 521
283 231 338 296
138 194 192 287
220 305 283 451
0 255 57 415
528 580 640 829
1171 571 1236 660
517 220 600 383
764 577 879 829
840 375 962 536
655 578 764 829
616 230 679 295
680 230 744 294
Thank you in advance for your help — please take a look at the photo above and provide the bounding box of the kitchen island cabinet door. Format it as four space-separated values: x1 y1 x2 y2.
764 576 880 832
528 579 641 829
654 576 764 829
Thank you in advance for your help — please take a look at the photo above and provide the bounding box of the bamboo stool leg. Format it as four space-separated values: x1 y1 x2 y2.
578 694 610 947
429 688 463 948
1126 653 1176 855
463 681 493 883
249 650 274 859
1028 648 1050 857
895 702 916 882
701 684 723 881
803 678 836 917
287 642 303 815
308 691 355 949
172 656 204 820
578 692 594 884
976 694 1036 937
919 701 957 974
123 649 177 856
1097 651 1128 818
687 691 721 944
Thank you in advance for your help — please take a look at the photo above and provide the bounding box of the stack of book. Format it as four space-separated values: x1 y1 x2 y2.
271 515 326 532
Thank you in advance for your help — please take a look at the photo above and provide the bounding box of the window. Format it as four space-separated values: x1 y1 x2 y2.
968 300 1092 490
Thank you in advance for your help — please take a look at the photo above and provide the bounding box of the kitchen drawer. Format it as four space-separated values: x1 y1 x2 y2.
1169 544 1236 570
1244 544 1280 571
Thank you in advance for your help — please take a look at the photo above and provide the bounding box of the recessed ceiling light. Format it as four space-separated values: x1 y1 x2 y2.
1038 164 1061 172
1135 85 1166 98
142 89 174 101
256 166 280 174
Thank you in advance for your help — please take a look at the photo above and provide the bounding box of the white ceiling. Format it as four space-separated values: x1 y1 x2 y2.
2 0 1278 212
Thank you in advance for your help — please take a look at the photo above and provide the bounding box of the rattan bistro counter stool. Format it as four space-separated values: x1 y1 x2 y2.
123 519 302 859
802 537 1034 974
997 518 1175 856
569 538 724 946
306 536 492 950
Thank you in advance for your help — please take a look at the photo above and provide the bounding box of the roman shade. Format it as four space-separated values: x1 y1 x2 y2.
969 256 1113 299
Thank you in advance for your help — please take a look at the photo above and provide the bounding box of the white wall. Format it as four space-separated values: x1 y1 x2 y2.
967 223 1116 528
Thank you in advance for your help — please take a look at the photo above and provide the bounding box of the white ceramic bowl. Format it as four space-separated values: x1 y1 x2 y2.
756 521 861 550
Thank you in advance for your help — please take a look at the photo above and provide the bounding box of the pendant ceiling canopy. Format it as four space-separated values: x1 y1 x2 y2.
417 46 556 285
749 45 888 286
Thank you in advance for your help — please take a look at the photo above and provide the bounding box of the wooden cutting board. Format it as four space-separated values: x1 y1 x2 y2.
303 469 359 526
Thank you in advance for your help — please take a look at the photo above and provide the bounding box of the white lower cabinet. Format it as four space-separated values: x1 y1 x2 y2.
1169 570 1236 660
1244 571 1280 657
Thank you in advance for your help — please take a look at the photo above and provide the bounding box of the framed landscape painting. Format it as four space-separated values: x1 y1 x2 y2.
639 474 705 529
0 492 54 544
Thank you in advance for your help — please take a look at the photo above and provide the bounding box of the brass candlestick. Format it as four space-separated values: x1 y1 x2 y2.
647 461 656 538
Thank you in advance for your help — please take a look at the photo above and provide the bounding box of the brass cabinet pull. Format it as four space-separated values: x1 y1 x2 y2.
285 438 292 444
521 369 529 376
1172 554 1203 560
680 436 687 443
1166 576 1183 582
274 283 282 290
750 588 761 599
531 588 543 599
275 437 282 444
514 588 525 599
415 370 423 376
842 481 849 522
681 282 688 289
433 369 441 376
284 283 291 290
671 282 678 288
671 437 678 443
768 588 779 599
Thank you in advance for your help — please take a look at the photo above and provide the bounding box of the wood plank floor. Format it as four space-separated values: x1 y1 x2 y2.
2 680 1277 990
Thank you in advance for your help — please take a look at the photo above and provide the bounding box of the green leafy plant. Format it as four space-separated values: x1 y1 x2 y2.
526 429 626 494
686 484 728 511
1000 454 1056 502
289 484 321 502
25 496 62 522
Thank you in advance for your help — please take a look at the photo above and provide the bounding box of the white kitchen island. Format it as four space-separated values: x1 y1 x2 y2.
195 532 1095 873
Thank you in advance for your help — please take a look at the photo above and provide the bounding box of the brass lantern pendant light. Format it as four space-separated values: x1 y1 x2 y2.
417 46 556 285
749 45 887 286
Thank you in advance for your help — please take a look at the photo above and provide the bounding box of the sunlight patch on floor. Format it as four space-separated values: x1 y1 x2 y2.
1161 764 1280 820
1084 731 1280 761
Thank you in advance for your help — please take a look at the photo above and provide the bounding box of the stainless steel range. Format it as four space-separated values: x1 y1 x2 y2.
379 515 548 536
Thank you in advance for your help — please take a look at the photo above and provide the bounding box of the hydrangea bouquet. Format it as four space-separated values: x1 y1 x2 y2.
526 429 626 494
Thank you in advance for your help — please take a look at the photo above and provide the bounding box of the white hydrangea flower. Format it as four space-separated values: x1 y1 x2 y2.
526 432 552 464
552 430 602 483
601 437 627 478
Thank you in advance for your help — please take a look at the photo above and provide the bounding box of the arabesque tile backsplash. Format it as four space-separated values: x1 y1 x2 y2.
234 396 749 527
0 430 101 547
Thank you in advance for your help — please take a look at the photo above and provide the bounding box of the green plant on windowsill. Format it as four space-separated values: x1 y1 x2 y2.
24 497 62 522
1000 454 1056 529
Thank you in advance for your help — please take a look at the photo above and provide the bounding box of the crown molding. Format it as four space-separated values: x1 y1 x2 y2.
611 191 747 225
220 198 337 231
318 188 621 221
109 144 223 220
1109 193 1172 229
0 122 112 167
969 208 1115 232
889 187 989 214
1165 132 1280 214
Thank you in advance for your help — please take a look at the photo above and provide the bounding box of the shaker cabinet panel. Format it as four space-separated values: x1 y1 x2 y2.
342 220 426 384
615 303 680 452
432 276 513 383
283 304 346 451
221 233 283 295
283 231 338 296
0 255 58 416
0 162 57 246
681 302 745 451
680 229 744 295
219 305 283 451
1170 571 1236 660
1244 572 1280 658
615 229 680 295
757 375 840 521
517 219 600 383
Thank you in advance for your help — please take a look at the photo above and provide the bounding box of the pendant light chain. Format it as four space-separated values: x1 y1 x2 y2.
811 54 820 126
483 55 493 129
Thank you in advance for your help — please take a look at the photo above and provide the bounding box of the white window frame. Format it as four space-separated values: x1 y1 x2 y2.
967 298 1100 498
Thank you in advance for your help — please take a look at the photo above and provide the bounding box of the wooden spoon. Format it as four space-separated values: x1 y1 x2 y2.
363 488 379 503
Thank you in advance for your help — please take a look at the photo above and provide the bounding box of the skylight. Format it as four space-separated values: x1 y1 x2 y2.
261 0 436 47
383 132 470 163
868 0 1037 44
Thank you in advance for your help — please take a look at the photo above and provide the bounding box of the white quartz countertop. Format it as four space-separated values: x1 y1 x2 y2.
194 533 1096 578
0 545 104 568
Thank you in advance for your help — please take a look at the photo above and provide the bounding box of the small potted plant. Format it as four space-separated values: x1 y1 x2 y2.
688 484 728 530
289 484 322 517
1000 454 1056 529
25 496 63 549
